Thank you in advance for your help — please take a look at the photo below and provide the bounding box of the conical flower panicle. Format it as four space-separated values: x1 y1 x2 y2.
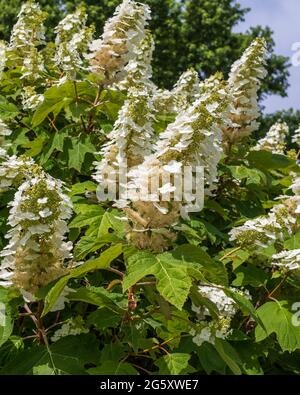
153 68 201 115
117 29 155 90
54 6 94 81
254 121 289 154
0 155 38 191
124 76 229 251
230 175 300 265
172 68 200 110
0 119 12 158
0 42 7 80
9 1 46 51
8 1 47 109
0 171 73 293
88 0 151 85
223 38 267 145
93 86 155 187
156 74 228 198
8 0 46 80
230 175 300 273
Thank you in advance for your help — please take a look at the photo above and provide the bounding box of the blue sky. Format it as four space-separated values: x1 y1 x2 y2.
234 0 299 114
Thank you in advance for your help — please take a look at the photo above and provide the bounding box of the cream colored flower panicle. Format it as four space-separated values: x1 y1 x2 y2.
253 122 289 155
9 1 46 50
222 38 267 146
229 204 296 248
117 29 155 90
93 87 155 187
0 42 7 79
0 155 36 191
272 249 300 272
54 6 94 81
9 1 46 80
88 0 150 84
8 1 47 109
191 284 251 346
123 76 229 251
292 126 300 146
0 170 73 293
153 69 201 115
0 119 12 158
172 68 200 110
155 74 228 200
229 175 300 249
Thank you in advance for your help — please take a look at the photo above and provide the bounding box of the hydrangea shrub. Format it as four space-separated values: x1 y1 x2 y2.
0 0 300 375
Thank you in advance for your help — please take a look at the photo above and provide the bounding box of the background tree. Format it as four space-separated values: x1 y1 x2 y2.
0 0 290 96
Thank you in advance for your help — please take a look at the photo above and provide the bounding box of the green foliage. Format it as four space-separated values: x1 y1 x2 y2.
123 251 193 310
256 301 300 352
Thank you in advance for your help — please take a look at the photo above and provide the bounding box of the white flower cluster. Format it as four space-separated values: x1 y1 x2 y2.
190 319 231 347
8 1 47 109
117 30 154 90
154 75 228 203
230 174 300 252
88 0 150 84
9 1 46 49
199 285 241 316
21 86 44 110
93 87 155 189
9 1 46 81
0 119 12 157
223 38 267 145
0 168 73 293
54 6 94 81
292 126 300 146
119 76 229 251
0 155 35 191
51 316 88 342
0 42 7 80
254 122 289 155
229 203 296 248
191 284 251 346
272 249 300 271
153 69 200 115
172 68 200 110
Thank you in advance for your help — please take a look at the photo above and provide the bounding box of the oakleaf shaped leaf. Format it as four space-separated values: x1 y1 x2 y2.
68 136 96 172
255 301 300 352
123 251 192 310
155 353 190 375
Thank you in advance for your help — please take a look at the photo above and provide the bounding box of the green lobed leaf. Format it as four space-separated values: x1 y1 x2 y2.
247 150 295 170
155 353 191 375
88 361 138 375
172 244 228 285
0 334 100 375
67 287 125 314
123 251 192 310
68 136 96 172
255 301 300 352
